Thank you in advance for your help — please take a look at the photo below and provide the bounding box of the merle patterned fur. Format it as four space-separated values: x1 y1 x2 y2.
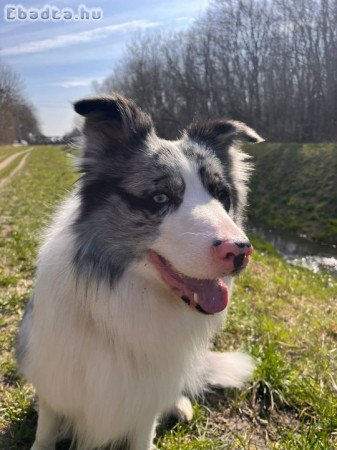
72 94 261 287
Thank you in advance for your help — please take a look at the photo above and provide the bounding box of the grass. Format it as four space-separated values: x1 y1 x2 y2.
0 145 336 449
244 142 337 245
0 146 28 164
0 146 34 182
0 153 27 181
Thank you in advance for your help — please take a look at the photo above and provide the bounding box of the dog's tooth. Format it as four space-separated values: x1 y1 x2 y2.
193 293 199 304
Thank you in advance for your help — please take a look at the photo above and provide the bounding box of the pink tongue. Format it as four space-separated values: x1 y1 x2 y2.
184 278 228 314
148 251 228 315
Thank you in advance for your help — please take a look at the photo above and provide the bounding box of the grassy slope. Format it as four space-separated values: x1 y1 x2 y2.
0 146 336 449
245 143 337 245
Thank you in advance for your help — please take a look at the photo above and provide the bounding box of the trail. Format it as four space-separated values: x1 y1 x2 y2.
0 147 34 188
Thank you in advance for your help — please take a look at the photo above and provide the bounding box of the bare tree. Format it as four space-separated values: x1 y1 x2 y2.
0 61 41 144
96 0 337 142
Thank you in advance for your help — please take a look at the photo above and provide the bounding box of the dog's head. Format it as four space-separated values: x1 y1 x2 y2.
73 93 263 314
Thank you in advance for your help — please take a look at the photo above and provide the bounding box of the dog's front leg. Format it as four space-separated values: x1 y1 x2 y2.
31 400 60 450
129 415 157 450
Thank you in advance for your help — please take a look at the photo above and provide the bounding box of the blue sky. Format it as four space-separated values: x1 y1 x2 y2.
0 0 209 136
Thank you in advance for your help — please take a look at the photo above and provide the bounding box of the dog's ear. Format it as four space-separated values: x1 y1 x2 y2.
186 120 264 148
74 93 153 145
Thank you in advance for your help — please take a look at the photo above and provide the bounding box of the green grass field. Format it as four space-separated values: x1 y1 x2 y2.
0 146 29 165
0 146 336 449
245 142 337 245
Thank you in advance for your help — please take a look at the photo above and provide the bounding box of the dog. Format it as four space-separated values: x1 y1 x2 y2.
16 93 263 450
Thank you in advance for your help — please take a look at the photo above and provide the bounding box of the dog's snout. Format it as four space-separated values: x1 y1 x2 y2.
211 239 253 274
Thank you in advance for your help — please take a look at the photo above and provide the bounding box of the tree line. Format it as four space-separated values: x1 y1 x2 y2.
96 0 337 142
0 62 41 145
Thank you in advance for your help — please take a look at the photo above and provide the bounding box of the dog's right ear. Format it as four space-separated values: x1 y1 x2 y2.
73 93 153 145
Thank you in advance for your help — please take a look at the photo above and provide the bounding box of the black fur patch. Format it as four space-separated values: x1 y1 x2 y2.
186 119 261 224
182 144 232 213
199 165 231 212
78 177 120 220
186 122 242 218
77 167 185 221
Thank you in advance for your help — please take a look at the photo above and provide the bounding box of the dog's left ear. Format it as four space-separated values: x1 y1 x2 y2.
186 119 264 148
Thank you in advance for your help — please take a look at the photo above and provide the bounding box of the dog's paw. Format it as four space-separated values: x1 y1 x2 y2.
207 351 255 389
167 395 194 423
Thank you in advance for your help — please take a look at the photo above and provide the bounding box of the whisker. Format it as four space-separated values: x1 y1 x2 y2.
180 232 214 237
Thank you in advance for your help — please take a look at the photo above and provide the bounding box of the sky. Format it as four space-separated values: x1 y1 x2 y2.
0 0 209 136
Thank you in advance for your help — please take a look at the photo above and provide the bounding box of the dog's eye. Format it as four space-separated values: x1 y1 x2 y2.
153 193 169 204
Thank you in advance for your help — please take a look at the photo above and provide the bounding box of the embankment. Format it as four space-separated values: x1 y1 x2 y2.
245 142 337 245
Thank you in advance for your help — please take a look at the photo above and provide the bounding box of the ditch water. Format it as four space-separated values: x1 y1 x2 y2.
250 223 337 276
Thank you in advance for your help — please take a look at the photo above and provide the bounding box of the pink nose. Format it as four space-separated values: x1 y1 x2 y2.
211 239 253 274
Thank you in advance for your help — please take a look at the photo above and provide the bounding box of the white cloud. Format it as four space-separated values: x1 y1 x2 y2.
50 76 104 88
0 19 159 56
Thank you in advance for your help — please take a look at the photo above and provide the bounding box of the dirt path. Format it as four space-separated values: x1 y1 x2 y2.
0 147 34 188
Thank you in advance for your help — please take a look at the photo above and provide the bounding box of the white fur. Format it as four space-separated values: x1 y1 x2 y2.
19 153 254 450
206 351 255 388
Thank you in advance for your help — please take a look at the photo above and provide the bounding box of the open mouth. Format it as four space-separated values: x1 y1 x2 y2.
148 251 228 315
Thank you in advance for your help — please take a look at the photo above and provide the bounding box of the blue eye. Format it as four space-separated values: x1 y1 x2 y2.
153 193 169 204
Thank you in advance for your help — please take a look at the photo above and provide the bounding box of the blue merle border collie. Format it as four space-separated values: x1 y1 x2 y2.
16 93 263 450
